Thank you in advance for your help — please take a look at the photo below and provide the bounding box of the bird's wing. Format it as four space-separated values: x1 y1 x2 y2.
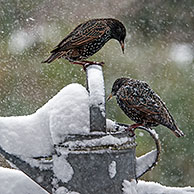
51 20 109 53
118 85 164 116
118 82 179 132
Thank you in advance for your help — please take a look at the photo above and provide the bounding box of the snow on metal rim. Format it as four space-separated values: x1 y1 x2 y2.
55 132 136 152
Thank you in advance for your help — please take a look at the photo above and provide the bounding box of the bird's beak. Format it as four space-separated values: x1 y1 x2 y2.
120 40 125 54
107 94 113 101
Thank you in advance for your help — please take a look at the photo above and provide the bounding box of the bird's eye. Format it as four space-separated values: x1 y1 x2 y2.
106 29 110 34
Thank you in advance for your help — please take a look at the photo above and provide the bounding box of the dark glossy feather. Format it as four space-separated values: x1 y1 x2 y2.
53 20 108 51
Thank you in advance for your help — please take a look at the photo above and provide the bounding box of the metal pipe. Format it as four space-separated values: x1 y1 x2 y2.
86 64 106 132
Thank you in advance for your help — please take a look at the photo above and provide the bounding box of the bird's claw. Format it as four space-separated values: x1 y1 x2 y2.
71 60 104 71
126 127 135 137
84 61 104 68
125 123 144 137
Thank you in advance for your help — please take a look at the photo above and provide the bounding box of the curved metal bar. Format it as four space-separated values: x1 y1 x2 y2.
136 126 161 179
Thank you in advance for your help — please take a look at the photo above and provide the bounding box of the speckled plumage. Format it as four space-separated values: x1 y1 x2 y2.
42 18 126 63
110 77 184 137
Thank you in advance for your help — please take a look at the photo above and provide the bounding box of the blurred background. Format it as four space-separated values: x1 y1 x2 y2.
1 0 194 187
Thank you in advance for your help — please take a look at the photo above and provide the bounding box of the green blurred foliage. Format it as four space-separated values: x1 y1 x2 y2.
1 0 194 187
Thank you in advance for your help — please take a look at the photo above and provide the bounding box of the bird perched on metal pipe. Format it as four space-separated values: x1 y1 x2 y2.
42 18 126 67
107 77 184 137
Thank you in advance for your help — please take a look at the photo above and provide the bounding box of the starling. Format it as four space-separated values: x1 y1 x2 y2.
107 77 184 137
42 18 126 67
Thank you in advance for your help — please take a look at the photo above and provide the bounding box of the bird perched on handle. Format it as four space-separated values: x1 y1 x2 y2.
42 18 126 68
107 77 184 137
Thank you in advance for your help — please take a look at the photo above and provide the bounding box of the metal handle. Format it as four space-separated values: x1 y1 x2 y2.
111 122 161 179
136 126 161 179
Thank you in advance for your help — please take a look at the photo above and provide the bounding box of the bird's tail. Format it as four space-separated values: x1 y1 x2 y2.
41 52 64 63
170 123 185 137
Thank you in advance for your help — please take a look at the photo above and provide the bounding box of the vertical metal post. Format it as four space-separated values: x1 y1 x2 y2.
86 64 106 132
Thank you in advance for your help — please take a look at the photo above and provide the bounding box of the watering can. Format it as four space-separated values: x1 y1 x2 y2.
0 65 161 194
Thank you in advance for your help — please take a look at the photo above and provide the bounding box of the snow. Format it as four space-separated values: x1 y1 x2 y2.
136 150 158 178
137 180 194 194
140 127 159 140
0 167 49 194
62 134 133 150
1 166 193 194
108 160 117 179
0 111 53 157
170 43 194 67
55 187 80 194
53 155 74 183
122 180 138 194
9 30 36 53
26 17 35 21
138 132 144 137
0 83 90 192
55 187 68 194
106 119 116 131
123 180 194 194
49 83 89 144
8 24 61 53
0 83 89 157
106 119 129 132
87 65 105 116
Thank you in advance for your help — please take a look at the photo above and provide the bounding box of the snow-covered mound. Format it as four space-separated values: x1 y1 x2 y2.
0 167 49 194
0 83 89 157
49 83 89 144
122 180 194 194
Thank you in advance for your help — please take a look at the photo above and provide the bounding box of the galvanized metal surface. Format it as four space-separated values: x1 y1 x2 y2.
0 147 53 193
63 148 136 194
56 132 136 194
0 132 137 194
0 127 160 194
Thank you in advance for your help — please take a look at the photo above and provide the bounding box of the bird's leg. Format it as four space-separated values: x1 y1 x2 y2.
71 61 88 71
81 60 104 67
126 123 144 137
71 61 87 66
71 60 104 71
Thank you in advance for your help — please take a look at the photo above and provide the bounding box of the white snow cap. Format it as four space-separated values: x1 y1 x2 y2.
87 65 105 115
106 119 116 131
0 83 89 157
0 111 53 157
49 83 90 144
